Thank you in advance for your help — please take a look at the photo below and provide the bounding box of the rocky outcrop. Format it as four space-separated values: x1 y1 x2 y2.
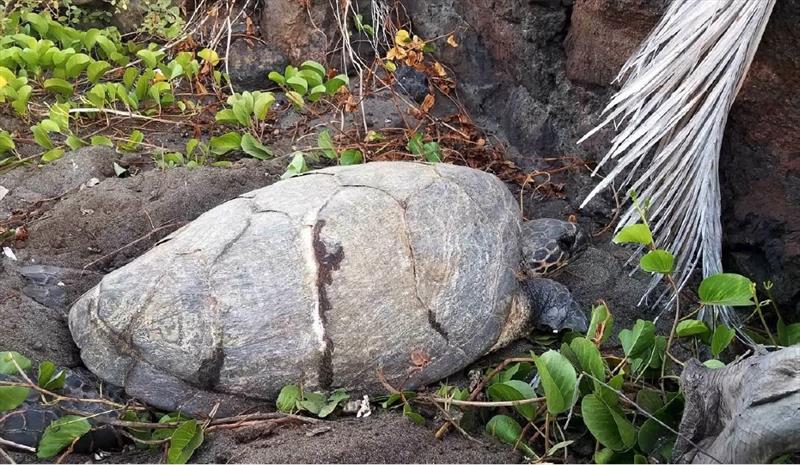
400 0 800 314
719 0 800 315
564 0 667 86
259 0 333 65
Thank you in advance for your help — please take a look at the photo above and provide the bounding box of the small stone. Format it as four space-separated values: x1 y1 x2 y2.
393 66 429 103
227 39 289 91
305 426 332 437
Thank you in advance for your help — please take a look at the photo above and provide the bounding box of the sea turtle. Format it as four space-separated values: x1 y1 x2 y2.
67 162 588 416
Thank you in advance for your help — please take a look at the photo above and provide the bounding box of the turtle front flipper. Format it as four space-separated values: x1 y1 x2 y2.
521 277 588 334
490 278 588 352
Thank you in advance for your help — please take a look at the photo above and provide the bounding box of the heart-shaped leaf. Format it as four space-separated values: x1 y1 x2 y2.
618 320 655 359
612 224 653 246
0 386 30 411
581 394 636 451
698 273 754 307
639 249 675 274
533 350 577 415
37 416 91 459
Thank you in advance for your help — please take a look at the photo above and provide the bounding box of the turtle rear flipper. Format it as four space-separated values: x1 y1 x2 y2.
0 370 125 454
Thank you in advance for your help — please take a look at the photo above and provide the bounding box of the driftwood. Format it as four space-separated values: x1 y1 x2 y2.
674 346 800 463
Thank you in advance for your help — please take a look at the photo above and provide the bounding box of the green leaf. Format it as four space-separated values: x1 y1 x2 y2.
43 78 73 96
31 125 54 149
37 416 91 459
90 135 113 147
339 149 363 165
65 135 87 150
634 389 664 416
120 130 144 152
210 132 242 156
82 28 100 50
487 380 538 420
300 60 326 79
639 249 675 274
49 103 71 131
618 320 655 359
0 386 30 411
317 130 337 159
596 373 624 407
569 337 606 382
12 84 32 115
297 69 323 89
253 92 275 121
318 389 350 418
381 391 416 409
284 65 298 80
197 48 219 66
240 133 272 160
286 90 305 109
281 151 308 179
286 76 308 95
267 71 285 86
308 84 327 103
86 60 111 83
533 350 577 415
41 148 65 163
587 304 614 345
215 109 240 126
777 320 800 347
710 325 735 357
123 67 139 90
703 359 725 369
486 415 537 458
39 119 61 133
422 141 442 163
324 74 348 95
637 394 682 460
167 420 204 464
136 49 159 68
402 403 424 425
676 320 710 338
581 394 636 452
148 81 171 104
407 132 424 155
37 361 66 390
612 224 653 246
0 130 15 153
698 273 755 307
594 448 616 464
64 53 91 79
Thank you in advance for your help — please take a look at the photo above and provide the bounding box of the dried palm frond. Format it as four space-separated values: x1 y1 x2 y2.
579 0 775 323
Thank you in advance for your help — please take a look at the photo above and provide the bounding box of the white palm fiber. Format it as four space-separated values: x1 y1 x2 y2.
578 0 776 323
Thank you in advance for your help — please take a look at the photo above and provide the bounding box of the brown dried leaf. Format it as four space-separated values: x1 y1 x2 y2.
420 93 435 113
447 34 459 48
432 62 447 77
14 226 28 242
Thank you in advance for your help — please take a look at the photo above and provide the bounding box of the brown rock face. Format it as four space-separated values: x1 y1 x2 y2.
562 0 800 311
259 0 333 65
400 0 799 312
564 0 667 86
720 0 800 313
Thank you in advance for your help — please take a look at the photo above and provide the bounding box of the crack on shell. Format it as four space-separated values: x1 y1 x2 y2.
311 219 343 390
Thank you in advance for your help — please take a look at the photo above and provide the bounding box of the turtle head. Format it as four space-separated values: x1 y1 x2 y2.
520 219 587 276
